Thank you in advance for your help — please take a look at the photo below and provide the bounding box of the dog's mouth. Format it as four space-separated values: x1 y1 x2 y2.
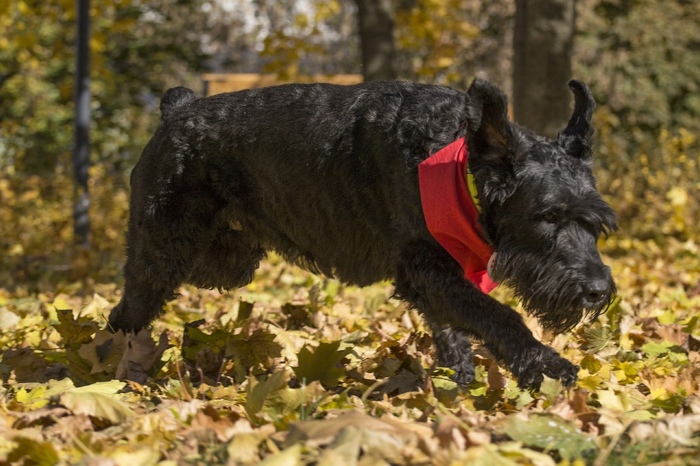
524 281 615 334
491 251 616 333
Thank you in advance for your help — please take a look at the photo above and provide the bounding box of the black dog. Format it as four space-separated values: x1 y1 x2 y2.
108 79 616 390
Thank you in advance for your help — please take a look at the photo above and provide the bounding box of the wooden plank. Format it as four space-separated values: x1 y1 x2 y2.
202 73 363 96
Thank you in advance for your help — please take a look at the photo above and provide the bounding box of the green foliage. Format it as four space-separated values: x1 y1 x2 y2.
596 128 699 240
254 0 514 88
255 0 359 79
293 341 353 387
0 166 130 286
395 0 480 84
394 0 513 88
0 0 207 174
576 0 700 157
499 414 598 460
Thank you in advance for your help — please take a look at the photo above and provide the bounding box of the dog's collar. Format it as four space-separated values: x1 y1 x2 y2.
466 170 480 211
418 138 498 294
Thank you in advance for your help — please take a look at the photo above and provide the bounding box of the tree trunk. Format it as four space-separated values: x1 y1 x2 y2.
513 0 575 138
355 0 396 81
74 0 91 248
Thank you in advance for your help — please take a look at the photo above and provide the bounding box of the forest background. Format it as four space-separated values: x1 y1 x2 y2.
1 1 700 464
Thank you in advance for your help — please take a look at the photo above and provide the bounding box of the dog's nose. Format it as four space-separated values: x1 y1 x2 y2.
584 279 610 303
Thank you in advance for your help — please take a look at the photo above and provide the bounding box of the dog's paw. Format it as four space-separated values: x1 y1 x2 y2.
510 346 578 391
449 361 475 386
431 325 475 385
542 353 579 388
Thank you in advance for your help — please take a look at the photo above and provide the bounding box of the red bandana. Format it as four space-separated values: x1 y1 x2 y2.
418 138 498 294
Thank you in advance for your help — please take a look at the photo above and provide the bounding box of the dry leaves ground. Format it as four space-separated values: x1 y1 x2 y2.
1 174 700 465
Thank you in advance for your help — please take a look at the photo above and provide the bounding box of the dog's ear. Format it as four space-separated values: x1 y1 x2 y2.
558 80 595 159
467 79 510 157
466 79 517 204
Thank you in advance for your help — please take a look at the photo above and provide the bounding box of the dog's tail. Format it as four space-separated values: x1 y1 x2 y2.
160 86 197 119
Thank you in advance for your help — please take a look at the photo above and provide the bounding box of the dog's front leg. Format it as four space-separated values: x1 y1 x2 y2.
395 240 578 390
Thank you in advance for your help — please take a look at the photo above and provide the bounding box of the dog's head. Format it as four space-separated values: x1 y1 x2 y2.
466 79 617 333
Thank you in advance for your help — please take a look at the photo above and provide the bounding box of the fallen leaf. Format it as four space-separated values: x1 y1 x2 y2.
258 444 302 466
245 370 290 420
78 293 111 319
53 381 133 425
6 436 59 466
284 410 432 463
78 329 127 375
498 414 598 460
227 424 276 464
293 341 351 387
628 414 700 448
3 348 57 383
0 307 20 329
115 330 170 383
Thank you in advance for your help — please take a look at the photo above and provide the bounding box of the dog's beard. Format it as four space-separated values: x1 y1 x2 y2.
490 246 615 334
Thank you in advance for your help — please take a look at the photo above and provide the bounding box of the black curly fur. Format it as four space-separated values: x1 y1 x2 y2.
108 79 616 390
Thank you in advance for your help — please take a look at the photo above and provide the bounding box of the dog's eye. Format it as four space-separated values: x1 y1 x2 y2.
542 212 559 224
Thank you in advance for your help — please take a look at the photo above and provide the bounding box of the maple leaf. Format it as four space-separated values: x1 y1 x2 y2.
115 330 170 384
293 341 352 387
498 414 598 461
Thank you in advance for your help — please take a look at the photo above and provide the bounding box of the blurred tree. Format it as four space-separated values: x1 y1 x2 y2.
74 0 90 249
355 0 396 80
394 0 512 89
0 2 73 173
235 0 360 78
239 0 512 89
0 0 208 175
576 0 700 152
513 0 576 138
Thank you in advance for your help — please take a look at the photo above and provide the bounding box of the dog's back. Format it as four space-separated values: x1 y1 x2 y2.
135 81 469 285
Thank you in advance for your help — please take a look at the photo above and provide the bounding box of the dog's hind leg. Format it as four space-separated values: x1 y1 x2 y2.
187 227 265 291
108 220 209 333
108 255 182 333
109 226 264 332
108 172 225 332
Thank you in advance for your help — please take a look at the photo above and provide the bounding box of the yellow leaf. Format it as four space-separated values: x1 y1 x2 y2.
619 333 633 350
227 432 265 464
259 444 302 466
108 446 161 466
578 373 603 391
650 387 669 400
0 307 20 330
8 244 23 256
666 187 688 207
90 37 105 53
17 0 29 15
15 386 49 409
436 57 454 68
70 380 127 395
78 293 110 319
51 296 71 312
60 390 133 424
658 309 677 325
597 389 632 412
